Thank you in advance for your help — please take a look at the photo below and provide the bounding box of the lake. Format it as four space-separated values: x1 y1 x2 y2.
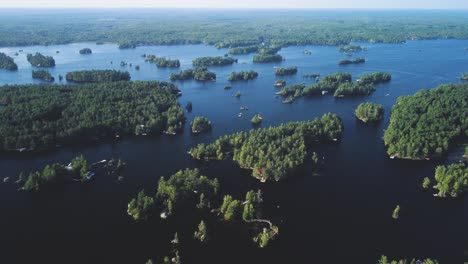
0 40 467 264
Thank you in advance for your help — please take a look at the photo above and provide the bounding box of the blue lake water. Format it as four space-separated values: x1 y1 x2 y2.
0 40 467 264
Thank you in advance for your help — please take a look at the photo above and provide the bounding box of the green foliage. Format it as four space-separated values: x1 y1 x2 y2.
251 114 263 125
228 70 258 81
0 81 185 151
22 163 66 191
189 113 343 181
79 48 92 54
422 177 431 189
378 255 439 264
339 58 365 65
358 72 392 84
26 52 55 67
65 70 130 83
71 154 90 181
228 45 259 55
192 56 237 67
170 67 216 81
384 83 467 159
32 70 54 82
433 163 468 198
253 54 282 63
191 116 212 133
392 205 400 219
275 67 298 76
242 202 255 221
146 54 180 68
339 45 363 52
0 52 17 71
302 72 352 96
223 199 242 221
334 82 374 97
253 226 278 248
354 102 384 123
156 168 219 215
194 220 208 242
127 190 155 221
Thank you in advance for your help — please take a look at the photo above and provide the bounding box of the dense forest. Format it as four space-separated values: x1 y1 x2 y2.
26 52 55 67
170 67 216 81
32 70 55 82
79 48 92 54
354 102 384 123
275 67 298 76
339 58 365 65
228 70 258 81
189 113 343 181
433 163 468 198
384 83 467 159
65 70 131 83
145 54 181 68
0 52 18 71
192 56 237 67
1 10 468 48
0 81 185 151
253 54 283 63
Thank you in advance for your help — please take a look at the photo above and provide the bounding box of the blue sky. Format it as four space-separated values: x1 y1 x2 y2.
2 0 468 9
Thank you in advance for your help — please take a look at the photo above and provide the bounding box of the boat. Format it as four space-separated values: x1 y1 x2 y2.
274 80 286 87
160 211 168 219
321 90 328 95
86 171 95 180
238 113 243 117
240 106 249 110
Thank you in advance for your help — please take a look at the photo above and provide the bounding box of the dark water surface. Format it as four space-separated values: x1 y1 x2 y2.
0 40 467 263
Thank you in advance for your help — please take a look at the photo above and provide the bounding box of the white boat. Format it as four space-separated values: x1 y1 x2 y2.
86 171 95 180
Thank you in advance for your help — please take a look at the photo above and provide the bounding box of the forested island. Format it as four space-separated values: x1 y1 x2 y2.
191 116 212 133
339 58 365 65
32 70 54 82
462 72 468 80
192 56 237 67
253 54 283 63
384 83 467 160
228 70 258 81
0 52 18 71
228 45 259 55
433 163 467 198
146 54 181 68
0 81 185 151
339 45 363 52
189 113 343 182
27 52 55 67
251 114 263 125
275 67 298 76
65 70 131 83
170 67 216 81
355 102 384 123
79 48 92 54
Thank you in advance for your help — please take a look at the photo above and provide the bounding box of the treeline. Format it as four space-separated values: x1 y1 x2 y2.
27 52 55 67
32 70 54 82
65 70 131 83
192 56 237 67
1 11 468 47
170 67 216 81
189 113 343 181
228 45 259 55
275 67 298 76
355 102 384 123
339 58 365 65
384 83 467 159
146 54 180 68
228 70 258 81
253 54 283 63
0 52 18 71
0 81 185 151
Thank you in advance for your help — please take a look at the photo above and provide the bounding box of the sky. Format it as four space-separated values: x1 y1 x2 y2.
1 0 468 9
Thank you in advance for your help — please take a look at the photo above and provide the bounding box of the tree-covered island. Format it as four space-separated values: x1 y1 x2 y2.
228 70 258 81
146 54 181 68
79 48 92 54
0 81 185 152
192 56 237 67
191 116 212 133
339 58 365 65
170 67 216 81
0 52 18 71
355 102 384 123
384 83 467 160
65 70 131 83
27 52 55 67
189 113 343 182
32 70 55 82
275 67 298 76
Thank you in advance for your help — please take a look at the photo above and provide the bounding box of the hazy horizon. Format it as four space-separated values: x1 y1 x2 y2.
1 0 468 9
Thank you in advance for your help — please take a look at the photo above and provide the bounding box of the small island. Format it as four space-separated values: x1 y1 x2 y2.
79 48 92 54
339 45 363 52
228 70 258 81
32 70 54 82
127 190 155 221
339 58 365 65
118 42 137 49
27 52 55 67
354 102 384 123
253 54 283 63
461 72 468 80
170 67 216 81
65 70 131 83
0 52 18 71
228 45 259 55
251 114 263 125
192 56 237 67
275 66 298 76
191 116 212 133
146 54 180 68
